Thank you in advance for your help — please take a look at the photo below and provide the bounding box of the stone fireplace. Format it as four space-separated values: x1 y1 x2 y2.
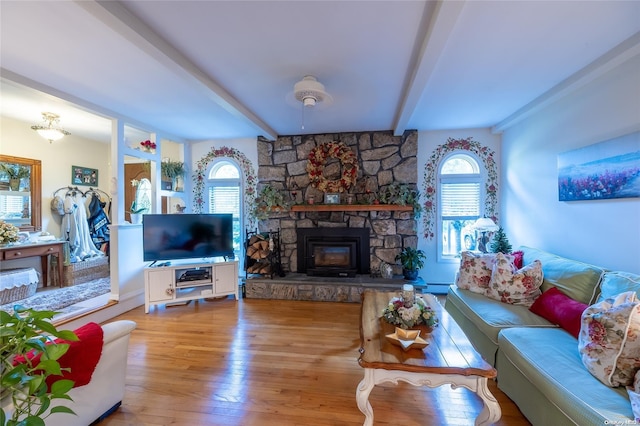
255 129 419 281
296 227 370 277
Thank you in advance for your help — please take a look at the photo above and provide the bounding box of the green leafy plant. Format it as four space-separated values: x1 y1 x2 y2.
378 183 423 218
251 185 290 220
1 306 78 425
160 161 185 180
395 247 426 281
489 227 512 254
395 247 426 272
0 164 30 180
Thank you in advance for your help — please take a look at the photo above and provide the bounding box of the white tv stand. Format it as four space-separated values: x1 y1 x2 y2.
144 258 238 313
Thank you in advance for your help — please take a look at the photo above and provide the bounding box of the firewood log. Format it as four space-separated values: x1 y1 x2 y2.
248 234 264 246
259 264 272 274
247 263 262 274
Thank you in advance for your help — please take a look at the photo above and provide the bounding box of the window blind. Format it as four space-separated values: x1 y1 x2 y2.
208 185 240 215
441 182 480 217
0 194 29 218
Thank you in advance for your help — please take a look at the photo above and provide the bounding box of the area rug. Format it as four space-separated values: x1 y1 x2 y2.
0 278 111 315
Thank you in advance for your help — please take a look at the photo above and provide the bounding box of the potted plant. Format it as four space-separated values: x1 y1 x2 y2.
0 164 30 192
251 185 290 220
395 247 426 281
161 161 186 191
378 183 423 218
1 306 78 425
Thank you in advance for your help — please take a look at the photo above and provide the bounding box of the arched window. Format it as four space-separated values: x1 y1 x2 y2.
437 153 484 260
206 160 242 263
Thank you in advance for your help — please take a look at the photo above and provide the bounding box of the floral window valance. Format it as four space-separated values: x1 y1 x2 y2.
193 146 258 230
422 137 498 240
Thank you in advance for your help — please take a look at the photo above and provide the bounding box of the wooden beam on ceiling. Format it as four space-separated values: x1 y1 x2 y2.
393 1 466 136
76 0 278 140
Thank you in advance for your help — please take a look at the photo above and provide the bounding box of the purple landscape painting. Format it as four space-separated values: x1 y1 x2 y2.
558 131 640 201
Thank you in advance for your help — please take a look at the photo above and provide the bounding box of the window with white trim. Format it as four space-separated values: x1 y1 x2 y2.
437 153 485 260
207 160 242 263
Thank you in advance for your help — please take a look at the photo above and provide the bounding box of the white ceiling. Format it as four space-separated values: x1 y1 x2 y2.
1 1 639 144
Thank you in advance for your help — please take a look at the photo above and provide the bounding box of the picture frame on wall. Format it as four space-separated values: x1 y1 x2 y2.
325 193 340 204
557 131 640 201
72 165 98 186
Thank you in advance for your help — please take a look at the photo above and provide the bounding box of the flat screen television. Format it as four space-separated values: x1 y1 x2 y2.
142 214 234 262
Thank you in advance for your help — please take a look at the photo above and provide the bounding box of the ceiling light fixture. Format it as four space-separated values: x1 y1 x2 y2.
31 112 70 143
292 75 332 129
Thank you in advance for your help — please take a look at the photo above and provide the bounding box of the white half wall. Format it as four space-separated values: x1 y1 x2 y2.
501 54 640 273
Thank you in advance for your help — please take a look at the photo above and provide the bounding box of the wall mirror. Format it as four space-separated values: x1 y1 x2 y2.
0 155 42 231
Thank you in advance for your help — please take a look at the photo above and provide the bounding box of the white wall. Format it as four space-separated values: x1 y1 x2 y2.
417 128 502 285
190 138 258 175
501 54 640 273
1 116 111 235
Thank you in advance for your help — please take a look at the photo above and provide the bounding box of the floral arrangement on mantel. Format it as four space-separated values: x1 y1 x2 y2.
307 141 358 193
0 220 20 245
382 295 438 329
193 146 258 230
422 137 498 240
140 140 156 152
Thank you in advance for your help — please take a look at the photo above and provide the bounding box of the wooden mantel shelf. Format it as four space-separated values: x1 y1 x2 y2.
290 204 413 212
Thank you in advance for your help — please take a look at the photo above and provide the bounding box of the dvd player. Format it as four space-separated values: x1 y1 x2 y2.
178 269 210 282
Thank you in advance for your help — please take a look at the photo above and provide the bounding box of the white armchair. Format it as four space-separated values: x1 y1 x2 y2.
47 320 137 425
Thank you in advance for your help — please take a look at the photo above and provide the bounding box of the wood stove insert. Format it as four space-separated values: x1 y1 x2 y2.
296 227 370 277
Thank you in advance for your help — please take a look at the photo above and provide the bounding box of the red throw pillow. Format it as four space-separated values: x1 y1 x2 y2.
511 250 524 269
15 322 104 389
529 287 588 338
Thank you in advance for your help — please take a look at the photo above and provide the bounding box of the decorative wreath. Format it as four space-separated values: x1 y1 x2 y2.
306 142 359 193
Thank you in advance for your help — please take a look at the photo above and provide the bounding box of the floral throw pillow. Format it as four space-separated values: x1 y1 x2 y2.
628 370 640 423
578 291 640 387
486 252 543 306
455 252 510 295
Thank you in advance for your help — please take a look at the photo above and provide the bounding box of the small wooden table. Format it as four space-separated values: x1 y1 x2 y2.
357 290 501 426
0 241 65 288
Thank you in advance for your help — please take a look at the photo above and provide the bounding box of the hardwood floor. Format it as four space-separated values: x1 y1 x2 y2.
101 296 531 426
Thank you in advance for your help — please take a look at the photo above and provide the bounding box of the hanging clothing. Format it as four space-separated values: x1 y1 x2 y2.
62 195 79 256
62 194 103 262
87 194 110 250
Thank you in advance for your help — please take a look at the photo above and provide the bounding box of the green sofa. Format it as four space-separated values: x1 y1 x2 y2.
445 246 639 426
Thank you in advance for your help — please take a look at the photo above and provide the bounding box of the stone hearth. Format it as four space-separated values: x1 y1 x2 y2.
244 273 425 303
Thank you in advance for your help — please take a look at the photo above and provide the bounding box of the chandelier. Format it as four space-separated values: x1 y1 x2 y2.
31 112 70 143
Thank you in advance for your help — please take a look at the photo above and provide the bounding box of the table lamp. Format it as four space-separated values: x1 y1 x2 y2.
473 217 499 253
